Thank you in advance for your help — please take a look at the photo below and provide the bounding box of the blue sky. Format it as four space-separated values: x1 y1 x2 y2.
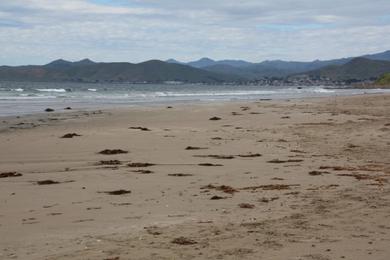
1 0 390 65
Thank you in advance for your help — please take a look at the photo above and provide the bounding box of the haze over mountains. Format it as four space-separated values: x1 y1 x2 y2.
1 50 390 84
167 50 390 80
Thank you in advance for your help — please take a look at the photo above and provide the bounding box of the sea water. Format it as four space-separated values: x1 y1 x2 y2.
0 82 389 117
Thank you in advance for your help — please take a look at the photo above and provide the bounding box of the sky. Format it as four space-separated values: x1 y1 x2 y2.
1 0 390 65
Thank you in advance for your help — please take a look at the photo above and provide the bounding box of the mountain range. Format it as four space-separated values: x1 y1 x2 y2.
0 59 240 83
167 50 390 79
1 50 390 83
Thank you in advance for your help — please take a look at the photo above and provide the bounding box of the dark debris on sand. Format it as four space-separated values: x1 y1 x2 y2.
0 172 23 178
101 189 131 195
241 184 300 191
194 155 235 159
267 159 304 163
145 226 163 236
259 197 279 203
337 173 387 184
128 163 155 168
239 203 255 209
231 112 243 116
290 149 307 154
99 149 128 155
309 171 330 176
36 180 74 185
209 116 222 121
36 180 60 185
319 165 382 172
202 184 238 194
132 170 154 174
185 146 208 150
238 153 262 158
210 195 227 200
195 153 262 159
198 163 223 167
168 173 193 177
129 127 151 131
171 237 198 245
61 133 82 138
99 160 122 165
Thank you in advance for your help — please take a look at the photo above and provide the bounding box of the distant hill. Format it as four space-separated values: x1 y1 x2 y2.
301 58 390 80
202 59 351 79
0 59 241 83
362 50 390 61
164 59 183 65
187 58 217 68
201 64 260 79
168 57 254 69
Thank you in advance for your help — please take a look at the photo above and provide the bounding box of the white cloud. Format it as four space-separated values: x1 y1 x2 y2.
0 0 389 65
7 0 162 15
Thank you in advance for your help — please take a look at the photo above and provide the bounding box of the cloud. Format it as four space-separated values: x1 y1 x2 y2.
0 0 389 65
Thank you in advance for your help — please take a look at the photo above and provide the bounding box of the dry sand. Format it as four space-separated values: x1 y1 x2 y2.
0 94 389 260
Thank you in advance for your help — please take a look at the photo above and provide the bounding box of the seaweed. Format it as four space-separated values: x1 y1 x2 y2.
101 189 131 195
0 172 22 178
128 163 155 167
99 149 128 155
61 133 82 138
171 237 197 245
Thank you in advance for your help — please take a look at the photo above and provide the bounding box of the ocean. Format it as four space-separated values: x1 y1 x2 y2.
1 81 389 117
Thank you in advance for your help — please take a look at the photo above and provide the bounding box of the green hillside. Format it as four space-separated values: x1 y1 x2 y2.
302 58 390 80
375 73 390 85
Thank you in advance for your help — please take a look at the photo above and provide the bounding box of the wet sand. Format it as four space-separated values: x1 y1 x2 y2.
0 94 389 260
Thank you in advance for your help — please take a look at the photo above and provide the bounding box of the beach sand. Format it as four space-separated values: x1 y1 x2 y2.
0 94 389 260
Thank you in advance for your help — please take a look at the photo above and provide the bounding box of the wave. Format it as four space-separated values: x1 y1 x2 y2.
3 88 332 100
312 88 335 93
0 95 58 100
36 88 67 93
150 90 277 97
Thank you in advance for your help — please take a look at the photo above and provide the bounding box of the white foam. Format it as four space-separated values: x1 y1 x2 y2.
36 88 67 93
0 95 57 100
150 90 277 97
312 88 335 93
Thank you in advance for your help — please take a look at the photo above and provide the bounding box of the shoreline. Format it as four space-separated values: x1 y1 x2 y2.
1 85 390 118
1 93 389 259
0 92 380 131
1 89 390 119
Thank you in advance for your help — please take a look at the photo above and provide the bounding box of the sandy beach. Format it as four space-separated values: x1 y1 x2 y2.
0 94 389 260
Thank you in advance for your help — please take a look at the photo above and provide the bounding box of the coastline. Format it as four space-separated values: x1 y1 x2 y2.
1 93 390 260
2 82 390 118
0 91 386 131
